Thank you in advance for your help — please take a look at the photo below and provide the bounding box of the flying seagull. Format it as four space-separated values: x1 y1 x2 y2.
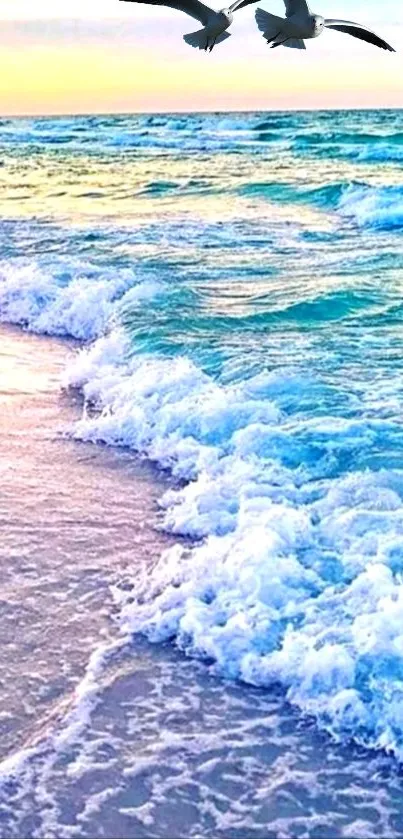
120 0 258 51
255 0 395 51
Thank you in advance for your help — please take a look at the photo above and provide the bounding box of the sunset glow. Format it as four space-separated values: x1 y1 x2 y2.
0 0 401 114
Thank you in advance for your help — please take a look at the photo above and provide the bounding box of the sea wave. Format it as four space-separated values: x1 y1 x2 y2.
65 328 403 759
238 180 403 230
338 184 403 230
0 258 160 340
0 114 260 155
354 145 403 164
294 131 403 148
237 180 345 208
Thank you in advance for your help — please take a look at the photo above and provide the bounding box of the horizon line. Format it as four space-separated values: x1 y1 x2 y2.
2 105 403 120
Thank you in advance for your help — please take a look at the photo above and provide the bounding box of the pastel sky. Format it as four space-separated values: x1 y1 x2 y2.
0 0 402 114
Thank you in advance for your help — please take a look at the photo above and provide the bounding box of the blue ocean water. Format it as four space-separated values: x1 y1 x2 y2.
1 109 403 834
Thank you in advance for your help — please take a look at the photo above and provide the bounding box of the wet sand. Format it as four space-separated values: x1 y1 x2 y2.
0 324 172 759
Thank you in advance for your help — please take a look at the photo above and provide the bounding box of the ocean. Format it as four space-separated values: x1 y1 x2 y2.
0 109 403 837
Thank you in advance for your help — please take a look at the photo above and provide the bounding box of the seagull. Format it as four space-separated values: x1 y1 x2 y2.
120 0 258 51
255 0 395 51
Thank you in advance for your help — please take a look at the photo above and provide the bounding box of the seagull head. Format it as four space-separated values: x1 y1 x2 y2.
220 8 233 22
311 14 325 35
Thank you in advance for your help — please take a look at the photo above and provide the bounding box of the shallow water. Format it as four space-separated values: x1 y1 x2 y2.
0 326 171 755
0 110 403 836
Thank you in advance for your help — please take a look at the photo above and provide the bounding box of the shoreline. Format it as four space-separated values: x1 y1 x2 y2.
0 323 173 761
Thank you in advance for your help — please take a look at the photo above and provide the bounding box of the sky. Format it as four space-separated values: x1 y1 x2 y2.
0 0 402 114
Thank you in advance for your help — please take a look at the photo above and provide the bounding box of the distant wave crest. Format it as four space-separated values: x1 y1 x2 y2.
238 179 403 230
338 183 403 230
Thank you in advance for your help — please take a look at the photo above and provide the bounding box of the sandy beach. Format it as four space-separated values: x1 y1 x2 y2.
0 324 171 759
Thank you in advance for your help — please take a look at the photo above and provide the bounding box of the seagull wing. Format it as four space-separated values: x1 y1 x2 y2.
283 0 310 18
119 0 214 25
229 0 260 12
324 19 395 51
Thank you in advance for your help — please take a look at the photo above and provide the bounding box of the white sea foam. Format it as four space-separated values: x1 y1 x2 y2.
0 258 160 341
338 184 403 230
0 638 125 838
64 327 403 758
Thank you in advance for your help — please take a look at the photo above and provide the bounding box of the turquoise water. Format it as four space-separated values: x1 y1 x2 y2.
1 109 403 836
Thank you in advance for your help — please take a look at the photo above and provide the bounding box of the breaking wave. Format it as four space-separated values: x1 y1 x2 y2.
63 325 403 759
